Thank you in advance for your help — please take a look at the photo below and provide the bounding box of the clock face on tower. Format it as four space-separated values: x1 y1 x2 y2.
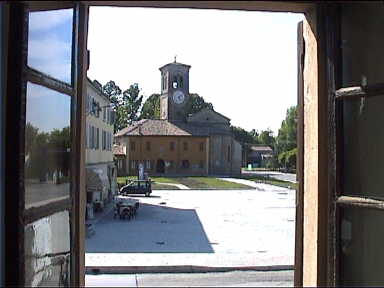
172 90 185 104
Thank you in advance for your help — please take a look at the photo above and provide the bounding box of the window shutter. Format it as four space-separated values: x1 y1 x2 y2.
96 128 99 149
111 110 115 125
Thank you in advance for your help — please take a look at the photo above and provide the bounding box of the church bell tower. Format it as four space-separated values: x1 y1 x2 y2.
159 58 191 122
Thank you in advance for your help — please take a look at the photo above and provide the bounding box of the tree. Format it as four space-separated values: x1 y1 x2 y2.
184 93 213 117
122 83 143 123
258 129 275 147
231 126 259 145
275 106 297 169
102 80 122 108
25 122 39 154
102 80 123 133
140 93 160 119
101 81 144 132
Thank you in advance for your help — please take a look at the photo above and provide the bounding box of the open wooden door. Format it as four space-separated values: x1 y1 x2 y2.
294 20 304 287
326 2 384 286
4 2 88 286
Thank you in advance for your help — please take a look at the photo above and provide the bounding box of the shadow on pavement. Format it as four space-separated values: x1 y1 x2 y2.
86 202 214 253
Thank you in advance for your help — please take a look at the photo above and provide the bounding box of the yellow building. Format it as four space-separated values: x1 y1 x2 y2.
85 78 116 208
114 61 242 176
115 120 210 176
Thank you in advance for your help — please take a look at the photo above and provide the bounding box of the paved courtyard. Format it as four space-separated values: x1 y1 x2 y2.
241 170 297 183
86 182 295 269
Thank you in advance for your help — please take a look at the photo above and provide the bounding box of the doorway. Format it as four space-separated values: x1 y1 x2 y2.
156 159 165 174
85 5 302 287
7 3 330 283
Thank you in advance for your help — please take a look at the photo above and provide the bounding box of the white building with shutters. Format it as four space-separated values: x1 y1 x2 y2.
85 78 117 213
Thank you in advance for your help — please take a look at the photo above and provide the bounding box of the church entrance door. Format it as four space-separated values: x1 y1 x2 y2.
156 159 165 173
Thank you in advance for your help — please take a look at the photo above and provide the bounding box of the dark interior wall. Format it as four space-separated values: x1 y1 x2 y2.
0 3 5 286
340 2 384 285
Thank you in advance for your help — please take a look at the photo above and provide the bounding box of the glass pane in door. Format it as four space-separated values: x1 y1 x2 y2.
342 95 384 199
28 8 73 84
341 3 384 86
24 211 71 287
341 3 384 199
340 207 384 286
25 82 71 209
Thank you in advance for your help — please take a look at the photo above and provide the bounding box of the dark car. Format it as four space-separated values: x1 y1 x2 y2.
120 179 152 197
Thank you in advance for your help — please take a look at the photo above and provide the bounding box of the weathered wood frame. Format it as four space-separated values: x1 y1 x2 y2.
3 1 87 286
294 20 304 287
326 4 384 286
3 1 340 287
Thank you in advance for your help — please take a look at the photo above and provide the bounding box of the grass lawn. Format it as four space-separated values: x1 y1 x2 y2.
117 176 179 190
176 177 252 189
117 176 253 189
240 175 298 190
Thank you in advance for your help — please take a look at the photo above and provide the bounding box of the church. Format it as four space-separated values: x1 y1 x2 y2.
114 60 242 176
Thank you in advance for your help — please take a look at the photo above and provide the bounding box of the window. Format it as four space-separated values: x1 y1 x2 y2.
170 141 175 151
131 142 136 151
117 159 123 169
88 124 91 148
169 160 174 169
96 102 100 117
145 160 151 170
199 160 204 168
105 132 111 151
181 160 190 169
85 124 88 148
146 141 151 151
227 145 231 162
109 132 112 151
179 75 183 88
103 107 106 121
110 110 115 125
104 131 108 151
183 142 188 151
89 125 94 149
91 99 98 116
96 128 99 149
173 76 178 88
199 142 204 152
130 160 137 169
22 7 75 287
102 130 106 150
86 94 91 113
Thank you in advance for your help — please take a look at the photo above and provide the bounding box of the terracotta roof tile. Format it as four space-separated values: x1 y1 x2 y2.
115 120 211 137
249 145 273 152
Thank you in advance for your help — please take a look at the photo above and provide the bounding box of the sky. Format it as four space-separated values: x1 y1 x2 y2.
87 7 303 135
28 8 73 84
27 9 73 132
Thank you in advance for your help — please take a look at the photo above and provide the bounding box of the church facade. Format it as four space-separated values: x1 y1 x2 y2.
114 61 242 176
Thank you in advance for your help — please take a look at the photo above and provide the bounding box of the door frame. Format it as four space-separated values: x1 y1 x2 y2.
3 1 335 287
3 1 88 286
0 2 5 285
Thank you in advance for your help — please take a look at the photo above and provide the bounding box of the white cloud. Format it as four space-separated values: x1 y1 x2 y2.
28 34 72 83
29 9 73 32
